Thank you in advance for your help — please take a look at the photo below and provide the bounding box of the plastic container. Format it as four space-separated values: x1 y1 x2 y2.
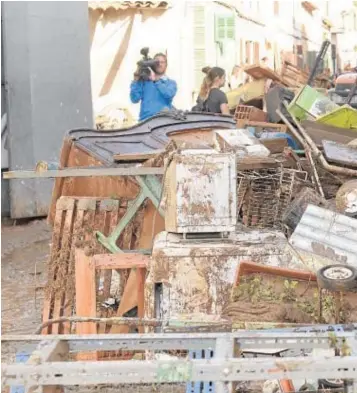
316 105 357 129
287 85 338 121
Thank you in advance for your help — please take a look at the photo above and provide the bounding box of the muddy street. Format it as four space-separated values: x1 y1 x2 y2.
1 219 51 335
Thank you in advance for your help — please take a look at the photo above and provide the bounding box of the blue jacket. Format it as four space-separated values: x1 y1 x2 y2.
130 77 177 121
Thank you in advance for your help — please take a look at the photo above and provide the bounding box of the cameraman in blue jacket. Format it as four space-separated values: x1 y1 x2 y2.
130 53 177 122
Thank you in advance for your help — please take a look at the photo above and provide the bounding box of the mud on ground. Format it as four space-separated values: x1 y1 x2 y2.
1 219 51 335
224 273 357 324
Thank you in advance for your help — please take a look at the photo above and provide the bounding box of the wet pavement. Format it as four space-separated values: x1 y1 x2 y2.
1 219 51 335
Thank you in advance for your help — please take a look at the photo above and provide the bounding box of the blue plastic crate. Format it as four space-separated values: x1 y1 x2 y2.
186 349 215 393
10 352 30 393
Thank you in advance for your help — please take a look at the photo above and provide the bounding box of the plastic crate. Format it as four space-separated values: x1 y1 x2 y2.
186 349 215 393
316 104 357 129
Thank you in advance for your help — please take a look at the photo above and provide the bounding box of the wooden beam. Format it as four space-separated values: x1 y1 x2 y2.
75 250 97 335
75 249 97 360
3 166 164 179
113 150 165 162
93 253 149 270
136 268 146 334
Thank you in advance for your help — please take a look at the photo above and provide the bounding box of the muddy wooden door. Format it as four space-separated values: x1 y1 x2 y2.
2 2 93 218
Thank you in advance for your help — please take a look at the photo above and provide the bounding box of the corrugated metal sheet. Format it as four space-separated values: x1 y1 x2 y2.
289 204 357 269
89 1 170 11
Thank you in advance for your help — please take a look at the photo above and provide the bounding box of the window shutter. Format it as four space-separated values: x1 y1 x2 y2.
215 16 226 40
226 16 235 39
193 6 206 91
215 15 235 41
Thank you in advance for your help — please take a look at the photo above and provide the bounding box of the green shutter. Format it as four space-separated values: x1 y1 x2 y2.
193 6 206 91
226 16 235 39
215 17 226 40
215 14 235 41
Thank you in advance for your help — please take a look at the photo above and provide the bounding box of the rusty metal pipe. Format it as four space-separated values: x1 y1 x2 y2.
277 108 357 177
276 108 325 196
275 109 306 147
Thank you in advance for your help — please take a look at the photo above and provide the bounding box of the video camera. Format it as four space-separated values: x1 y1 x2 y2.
136 48 159 81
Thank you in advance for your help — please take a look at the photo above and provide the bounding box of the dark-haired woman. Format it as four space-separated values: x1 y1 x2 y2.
193 67 230 115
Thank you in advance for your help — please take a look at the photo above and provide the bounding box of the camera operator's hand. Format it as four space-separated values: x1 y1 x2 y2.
148 67 156 81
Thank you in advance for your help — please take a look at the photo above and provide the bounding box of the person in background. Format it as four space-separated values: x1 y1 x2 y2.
192 67 230 115
130 53 177 122
229 65 244 90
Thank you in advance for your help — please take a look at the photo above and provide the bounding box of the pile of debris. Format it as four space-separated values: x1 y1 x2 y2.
228 41 338 115
3 40 357 393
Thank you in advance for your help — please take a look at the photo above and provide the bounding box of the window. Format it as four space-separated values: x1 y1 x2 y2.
215 15 236 41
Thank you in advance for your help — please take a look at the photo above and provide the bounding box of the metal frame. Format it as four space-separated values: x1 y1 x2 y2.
3 331 357 351
96 175 163 254
2 166 164 179
2 332 357 391
4 357 357 385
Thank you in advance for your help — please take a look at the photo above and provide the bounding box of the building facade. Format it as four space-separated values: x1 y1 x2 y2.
89 0 349 120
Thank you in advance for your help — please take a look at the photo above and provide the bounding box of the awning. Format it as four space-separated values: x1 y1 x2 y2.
89 1 170 11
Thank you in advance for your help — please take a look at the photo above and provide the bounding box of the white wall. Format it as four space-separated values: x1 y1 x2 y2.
90 6 187 119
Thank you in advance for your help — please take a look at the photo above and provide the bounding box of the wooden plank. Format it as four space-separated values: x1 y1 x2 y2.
51 201 75 334
136 268 146 334
244 64 283 83
237 157 280 170
62 205 86 334
92 200 107 310
234 261 317 287
42 200 66 335
3 166 164 179
93 253 149 270
75 249 97 334
102 202 120 298
113 150 165 162
75 249 97 360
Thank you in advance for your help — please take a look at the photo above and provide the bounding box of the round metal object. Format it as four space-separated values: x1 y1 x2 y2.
323 266 353 281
